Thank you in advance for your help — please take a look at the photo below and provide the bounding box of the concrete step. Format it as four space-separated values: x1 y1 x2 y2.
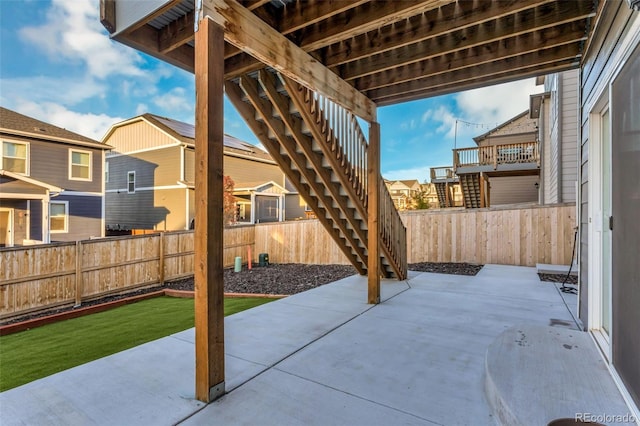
537 263 578 276
485 325 632 426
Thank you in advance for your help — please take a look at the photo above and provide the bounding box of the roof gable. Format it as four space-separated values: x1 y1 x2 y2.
0 107 109 150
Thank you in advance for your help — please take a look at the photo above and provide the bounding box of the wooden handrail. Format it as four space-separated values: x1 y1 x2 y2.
298 82 406 279
453 142 539 168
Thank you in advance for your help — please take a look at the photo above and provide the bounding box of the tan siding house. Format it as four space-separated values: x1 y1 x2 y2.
103 114 306 231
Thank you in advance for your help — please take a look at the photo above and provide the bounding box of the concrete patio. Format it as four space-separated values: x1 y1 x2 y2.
1 265 633 425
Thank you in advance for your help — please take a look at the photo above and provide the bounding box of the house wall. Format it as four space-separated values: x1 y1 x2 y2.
580 0 639 411
25 138 104 193
106 119 178 155
106 187 187 230
224 155 283 186
285 194 306 221
476 132 535 147
541 97 553 203
547 74 560 202
30 200 43 241
49 194 103 242
488 175 539 206
107 145 182 190
560 70 579 203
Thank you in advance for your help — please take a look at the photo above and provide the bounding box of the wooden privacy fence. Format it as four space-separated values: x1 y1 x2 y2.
0 204 574 319
0 226 255 320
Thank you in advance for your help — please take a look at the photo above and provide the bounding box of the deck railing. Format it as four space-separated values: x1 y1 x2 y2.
430 166 455 180
454 142 540 171
379 177 408 279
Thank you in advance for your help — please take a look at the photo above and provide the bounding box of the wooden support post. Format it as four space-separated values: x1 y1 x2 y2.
194 16 225 403
158 232 165 285
367 122 381 304
75 240 82 307
479 173 485 208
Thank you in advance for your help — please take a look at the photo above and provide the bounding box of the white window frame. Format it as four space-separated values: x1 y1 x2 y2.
1 140 30 175
127 171 136 194
49 201 69 234
105 161 109 183
69 149 92 181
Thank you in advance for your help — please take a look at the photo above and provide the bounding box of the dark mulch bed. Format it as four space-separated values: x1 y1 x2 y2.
2 262 483 326
167 263 357 295
538 273 578 285
408 262 483 275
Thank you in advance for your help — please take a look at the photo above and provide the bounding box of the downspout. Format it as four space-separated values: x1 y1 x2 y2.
557 74 563 203
538 99 545 205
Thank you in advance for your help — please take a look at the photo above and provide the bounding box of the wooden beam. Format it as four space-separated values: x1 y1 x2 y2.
341 10 590 81
99 0 116 34
158 11 194 54
368 122 381 304
194 17 225 403
202 0 376 122
126 24 194 72
375 61 579 106
222 0 449 78
320 0 558 67
367 43 582 103
290 0 451 53
353 23 587 91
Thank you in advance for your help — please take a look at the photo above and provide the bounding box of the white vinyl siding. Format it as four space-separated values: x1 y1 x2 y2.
49 201 68 233
105 161 109 183
69 149 92 181
1 140 29 175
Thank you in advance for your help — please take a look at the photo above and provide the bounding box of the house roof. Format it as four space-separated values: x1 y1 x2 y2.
233 180 289 194
105 113 274 163
472 110 537 144
0 169 63 193
0 107 111 150
102 0 598 109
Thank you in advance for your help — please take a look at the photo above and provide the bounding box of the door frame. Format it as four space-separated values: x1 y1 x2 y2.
587 98 612 359
0 207 14 247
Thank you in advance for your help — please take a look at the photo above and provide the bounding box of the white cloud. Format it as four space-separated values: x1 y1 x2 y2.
152 87 193 114
0 75 106 106
19 0 145 79
418 78 539 142
12 101 123 141
456 78 538 125
135 104 148 116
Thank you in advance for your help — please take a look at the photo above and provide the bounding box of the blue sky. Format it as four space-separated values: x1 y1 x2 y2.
0 0 542 182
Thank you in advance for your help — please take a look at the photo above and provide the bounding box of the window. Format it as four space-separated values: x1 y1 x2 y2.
50 201 68 233
105 161 109 183
69 150 92 180
127 171 135 193
1 141 28 174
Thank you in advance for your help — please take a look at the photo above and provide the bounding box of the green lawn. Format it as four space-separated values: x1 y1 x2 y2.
0 296 275 391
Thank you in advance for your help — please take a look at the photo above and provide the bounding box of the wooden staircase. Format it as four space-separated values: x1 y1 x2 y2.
225 70 407 280
459 173 482 208
435 182 451 208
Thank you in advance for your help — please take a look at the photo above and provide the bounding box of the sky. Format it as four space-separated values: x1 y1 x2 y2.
0 0 543 183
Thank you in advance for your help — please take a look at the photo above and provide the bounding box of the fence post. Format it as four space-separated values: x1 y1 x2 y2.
159 232 165 285
75 240 83 307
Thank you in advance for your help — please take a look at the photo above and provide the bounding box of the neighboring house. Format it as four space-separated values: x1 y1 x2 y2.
530 69 579 204
385 179 422 210
455 111 540 208
0 107 110 246
429 166 463 208
102 114 305 231
577 1 640 412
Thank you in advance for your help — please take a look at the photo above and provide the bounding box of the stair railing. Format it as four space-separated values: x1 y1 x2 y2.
296 82 406 279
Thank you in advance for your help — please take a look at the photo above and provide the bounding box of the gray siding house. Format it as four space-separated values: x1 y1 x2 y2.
578 1 640 412
103 113 306 231
530 69 579 205
0 107 110 245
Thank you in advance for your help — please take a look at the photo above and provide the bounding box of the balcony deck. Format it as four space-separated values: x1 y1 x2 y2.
430 166 459 183
454 142 540 176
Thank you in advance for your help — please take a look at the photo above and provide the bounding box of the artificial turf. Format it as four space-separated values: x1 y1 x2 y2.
0 296 275 391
